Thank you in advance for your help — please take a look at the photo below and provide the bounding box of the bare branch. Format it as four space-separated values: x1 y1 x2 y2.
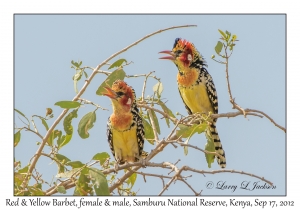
245 109 286 133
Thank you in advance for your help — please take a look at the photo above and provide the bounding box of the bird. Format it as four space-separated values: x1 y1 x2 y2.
159 38 226 168
103 80 146 166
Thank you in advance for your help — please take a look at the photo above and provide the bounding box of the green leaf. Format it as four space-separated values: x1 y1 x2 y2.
57 186 66 194
215 41 223 55
57 135 65 149
157 100 176 128
41 118 49 131
53 130 62 140
56 168 81 178
108 59 127 70
18 165 29 174
55 154 71 174
218 29 227 39
148 110 160 135
177 123 207 155
127 173 137 189
14 130 21 147
47 131 54 146
142 117 154 145
225 30 231 40
232 34 237 42
176 124 190 138
66 161 84 168
89 167 110 196
96 68 126 95
83 71 88 78
28 186 45 196
75 168 93 196
33 115 49 131
205 133 215 168
73 71 83 93
177 123 207 138
57 133 72 149
92 152 110 165
14 108 30 125
55 154 71 164
63 109 78 135
14 172 24 186
183 138 190 156
153 82 163 98
77 111 96 139
55 101 81 109
71 60 82 68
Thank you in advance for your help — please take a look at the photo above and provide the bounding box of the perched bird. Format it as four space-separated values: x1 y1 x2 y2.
104 80 145 165
159 38 226 168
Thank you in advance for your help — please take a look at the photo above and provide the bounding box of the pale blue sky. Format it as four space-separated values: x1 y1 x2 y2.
14 15 285 195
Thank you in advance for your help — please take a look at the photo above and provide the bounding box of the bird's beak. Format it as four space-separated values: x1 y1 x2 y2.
103 86 117 99
159 50 175 60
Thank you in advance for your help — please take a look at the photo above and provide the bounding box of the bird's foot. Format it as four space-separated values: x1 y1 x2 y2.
114 162 119 173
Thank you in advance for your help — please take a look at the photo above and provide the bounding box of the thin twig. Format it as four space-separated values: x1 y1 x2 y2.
180 178 201 196
159 167 184 195
78 98 108 111
31 116 38 133
141 71 154 102
21 127 43 139
245 109 286 133
138 103 178 123
167 140 224 160
183 165 273 186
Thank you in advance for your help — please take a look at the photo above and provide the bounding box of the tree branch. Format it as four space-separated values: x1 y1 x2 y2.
21 24 197 189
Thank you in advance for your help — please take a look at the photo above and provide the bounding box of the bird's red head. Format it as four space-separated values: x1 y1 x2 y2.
159 38 197 67
104 80 134 109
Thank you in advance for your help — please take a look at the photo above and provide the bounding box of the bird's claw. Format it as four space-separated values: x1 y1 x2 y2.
140 158 146 168
114 162 119 173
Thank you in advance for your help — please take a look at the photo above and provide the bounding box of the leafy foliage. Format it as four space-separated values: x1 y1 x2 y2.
77 111 97 139
204 133 215 168
55 101 81 109
108 59 127 70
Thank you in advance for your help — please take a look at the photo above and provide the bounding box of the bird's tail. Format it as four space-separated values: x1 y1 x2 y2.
206 119 226 168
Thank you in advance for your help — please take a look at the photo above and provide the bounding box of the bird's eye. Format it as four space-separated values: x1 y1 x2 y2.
116 91 124 96
175 50 183 56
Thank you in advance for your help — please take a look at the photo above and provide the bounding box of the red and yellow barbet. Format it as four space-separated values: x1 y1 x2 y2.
104 80 145 164
160 38 226 168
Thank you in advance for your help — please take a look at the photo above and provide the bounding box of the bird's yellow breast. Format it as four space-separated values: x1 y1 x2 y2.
111 125 139 162
179 82 214 114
